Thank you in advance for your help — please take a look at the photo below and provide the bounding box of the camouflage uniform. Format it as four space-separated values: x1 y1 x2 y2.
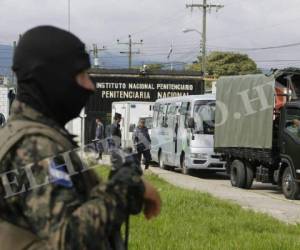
0 101 145 250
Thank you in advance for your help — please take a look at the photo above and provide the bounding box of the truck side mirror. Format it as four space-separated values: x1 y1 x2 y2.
129 124 135 132
188 117 195 129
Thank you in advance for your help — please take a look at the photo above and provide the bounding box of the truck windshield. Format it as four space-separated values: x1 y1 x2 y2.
193 100 215 135
285 108 300 139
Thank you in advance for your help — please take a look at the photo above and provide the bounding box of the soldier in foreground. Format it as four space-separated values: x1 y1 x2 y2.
0 26 161 250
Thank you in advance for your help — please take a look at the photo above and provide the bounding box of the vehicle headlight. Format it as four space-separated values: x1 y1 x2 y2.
190 153 208 159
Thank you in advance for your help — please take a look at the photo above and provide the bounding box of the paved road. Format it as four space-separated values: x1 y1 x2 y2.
149 167 300 224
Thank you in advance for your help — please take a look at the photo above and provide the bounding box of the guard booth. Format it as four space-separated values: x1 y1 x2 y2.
84 69 205 144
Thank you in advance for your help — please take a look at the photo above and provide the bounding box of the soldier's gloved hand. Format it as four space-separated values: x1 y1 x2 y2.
108 149 161 218
110 148 142 177
107 168 145 215
142 179 161 220
108 149 144 215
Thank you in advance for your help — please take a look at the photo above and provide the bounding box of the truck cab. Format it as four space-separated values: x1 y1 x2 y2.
215 68 300 200
278 101 300 198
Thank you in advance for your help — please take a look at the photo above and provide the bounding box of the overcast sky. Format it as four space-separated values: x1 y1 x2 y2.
1 0 300 69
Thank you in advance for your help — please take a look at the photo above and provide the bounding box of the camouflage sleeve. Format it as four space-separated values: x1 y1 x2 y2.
1 135 145 250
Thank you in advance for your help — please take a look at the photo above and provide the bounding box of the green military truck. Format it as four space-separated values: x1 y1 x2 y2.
215 68 300 199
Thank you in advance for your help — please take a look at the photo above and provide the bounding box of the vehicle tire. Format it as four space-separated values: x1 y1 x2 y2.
230 160 246 188
244 162 254 189
181 159 190 175
282 167 300 200
158 153 167 170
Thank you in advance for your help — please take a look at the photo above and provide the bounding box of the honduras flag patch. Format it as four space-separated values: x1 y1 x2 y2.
49 160 73 188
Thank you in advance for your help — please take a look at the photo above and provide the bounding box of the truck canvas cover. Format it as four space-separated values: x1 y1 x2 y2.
215 74 275 149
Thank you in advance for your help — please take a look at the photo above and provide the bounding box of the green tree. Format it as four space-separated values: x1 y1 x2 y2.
188 51 260 77
146 63 164 71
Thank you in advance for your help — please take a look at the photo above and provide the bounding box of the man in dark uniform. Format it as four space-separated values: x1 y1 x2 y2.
0 113 5 127
111 113 122 148
133 118 152 169
95 118 104 159
0 26 161 250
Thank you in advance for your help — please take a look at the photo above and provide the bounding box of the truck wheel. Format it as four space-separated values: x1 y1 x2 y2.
282 167 300 200
244 162 254 189
230 160 246 188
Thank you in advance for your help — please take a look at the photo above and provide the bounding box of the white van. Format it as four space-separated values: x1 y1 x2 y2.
151 94 225 174
111 101 154 148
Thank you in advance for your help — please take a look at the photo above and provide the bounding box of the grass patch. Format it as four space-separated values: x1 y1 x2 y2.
95 167 300 249
130 173 300 250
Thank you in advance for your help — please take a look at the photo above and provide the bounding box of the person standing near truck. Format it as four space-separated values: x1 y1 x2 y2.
0 113 5 127
111 112 122 148
133 118 152 169
95 117 104 159
287 119 300 137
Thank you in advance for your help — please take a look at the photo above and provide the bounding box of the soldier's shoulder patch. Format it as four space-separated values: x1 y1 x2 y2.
49 160 73 188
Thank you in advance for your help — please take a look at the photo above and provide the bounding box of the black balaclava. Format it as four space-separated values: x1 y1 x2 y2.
12 26 92 126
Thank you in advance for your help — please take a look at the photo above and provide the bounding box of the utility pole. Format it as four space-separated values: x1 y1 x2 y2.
186 1 224 76
11 41 17 85
167 41 174 71
7 40 18 115
117 35 143 69
90 44 106 68
68 0 71 31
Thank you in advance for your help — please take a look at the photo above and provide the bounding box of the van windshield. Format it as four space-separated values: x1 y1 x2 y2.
193 100 215 135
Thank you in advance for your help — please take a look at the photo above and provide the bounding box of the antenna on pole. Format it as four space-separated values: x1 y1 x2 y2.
68 0 71 31
167 41 174 71
90 44 106 68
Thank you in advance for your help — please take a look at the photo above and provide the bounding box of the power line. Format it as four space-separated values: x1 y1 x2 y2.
95 49 200 59
115 10 186 42
204 41 300 52
243 42 300 51
98 40 300 53
256 59 300 62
